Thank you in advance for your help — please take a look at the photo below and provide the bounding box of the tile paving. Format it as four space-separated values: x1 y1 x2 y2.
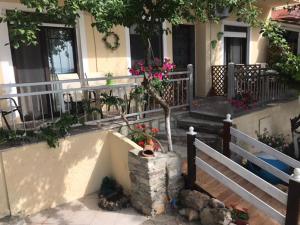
0 193 196 225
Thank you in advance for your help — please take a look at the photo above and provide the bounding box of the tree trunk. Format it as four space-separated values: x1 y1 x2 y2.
144 38 152 66
164 107 173 152
144 80 173 152
142 38 173 152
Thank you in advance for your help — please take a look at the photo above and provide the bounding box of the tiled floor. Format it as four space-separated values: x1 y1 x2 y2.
1 194 195 225
1 193 148 225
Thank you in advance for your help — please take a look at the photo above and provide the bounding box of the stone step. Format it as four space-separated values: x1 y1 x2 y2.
189 111 225 122
176 116 223 135
157 129 222 150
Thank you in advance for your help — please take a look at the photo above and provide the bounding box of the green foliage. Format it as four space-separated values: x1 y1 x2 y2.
128 123 159 150
217 32 224 41
211 40 218 49
105 73 114 85
211 32 223 49
82 91 126 119
101 92 126 112
256 128 290 153
261 21 300 83
105 72 114 78
1 0 261 49
0 114 78 148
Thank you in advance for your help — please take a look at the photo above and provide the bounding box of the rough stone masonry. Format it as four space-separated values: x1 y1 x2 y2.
128 149 184 216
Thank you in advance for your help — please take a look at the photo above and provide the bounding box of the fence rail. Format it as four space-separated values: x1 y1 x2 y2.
211 64 288 105
186 114 300 225
0 66 193 131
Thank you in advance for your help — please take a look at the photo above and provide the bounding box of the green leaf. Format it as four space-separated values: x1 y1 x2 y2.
211 40 217 49
217 32 223 41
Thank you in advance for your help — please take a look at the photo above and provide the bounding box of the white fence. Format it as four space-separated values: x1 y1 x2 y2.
0 66 193 131
186 115 300 225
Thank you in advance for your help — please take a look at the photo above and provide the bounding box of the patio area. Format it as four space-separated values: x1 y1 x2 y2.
0 193 198 225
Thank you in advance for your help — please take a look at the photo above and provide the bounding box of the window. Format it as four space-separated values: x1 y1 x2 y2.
47 28 77 74
283 30 299 55
9 26 78 118
223 25 249 65
129 25 163 66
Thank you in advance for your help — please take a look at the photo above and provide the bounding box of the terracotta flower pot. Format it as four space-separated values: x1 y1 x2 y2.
140 145 155 157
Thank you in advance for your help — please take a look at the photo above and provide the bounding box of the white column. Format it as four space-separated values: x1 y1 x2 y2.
0 9 16 89
125 27 132 71
162 21 168 59
77 11 89 78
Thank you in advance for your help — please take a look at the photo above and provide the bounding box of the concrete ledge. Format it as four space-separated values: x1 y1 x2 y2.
0 130 140 218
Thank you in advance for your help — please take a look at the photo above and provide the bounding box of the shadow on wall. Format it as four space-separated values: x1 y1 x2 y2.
0 129 139 217
250 28 268 64
234 99 300 152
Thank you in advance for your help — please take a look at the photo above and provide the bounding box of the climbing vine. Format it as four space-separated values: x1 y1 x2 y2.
0 0 261 50
261 21 300 83
0 114 78 148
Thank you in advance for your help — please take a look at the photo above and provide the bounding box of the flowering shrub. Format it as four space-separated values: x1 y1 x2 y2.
129 58 176 152
129 58 176 78
256 128 290 152
129 58 176 92
230 92 256 110
128 124 160 151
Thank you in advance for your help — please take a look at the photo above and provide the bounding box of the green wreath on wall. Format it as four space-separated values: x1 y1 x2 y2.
102 32 120 51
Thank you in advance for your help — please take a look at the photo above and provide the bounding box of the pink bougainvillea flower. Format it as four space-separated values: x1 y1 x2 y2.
151 128 159 133
153 72 163 80
138 141 145 148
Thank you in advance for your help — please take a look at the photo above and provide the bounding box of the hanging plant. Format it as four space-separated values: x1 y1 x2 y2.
102 32 120 51
211 32 224 49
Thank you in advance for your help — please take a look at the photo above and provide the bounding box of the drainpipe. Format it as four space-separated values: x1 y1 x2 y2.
0 152 12 217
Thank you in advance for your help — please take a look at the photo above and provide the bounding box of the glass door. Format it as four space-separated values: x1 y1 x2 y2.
224 37 247 64
223 25 248 65
9 26 78 120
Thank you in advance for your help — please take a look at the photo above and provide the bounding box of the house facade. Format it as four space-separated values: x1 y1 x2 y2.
0 0 298 99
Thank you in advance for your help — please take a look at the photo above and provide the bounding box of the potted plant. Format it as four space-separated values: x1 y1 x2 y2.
128 123 161 157
105 73 114 85
231 204 249 225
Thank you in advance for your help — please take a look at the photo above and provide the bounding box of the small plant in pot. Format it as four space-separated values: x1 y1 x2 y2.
229 91 256 110
105 72 114 85
128 123 161 157
231 204 249 225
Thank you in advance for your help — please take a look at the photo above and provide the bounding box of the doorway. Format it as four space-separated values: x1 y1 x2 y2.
9 26 78 119
172 24 195 95
223 25 249 65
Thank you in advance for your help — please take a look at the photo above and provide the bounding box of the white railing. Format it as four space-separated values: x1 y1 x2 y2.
0 66 193 131
186 114 300 225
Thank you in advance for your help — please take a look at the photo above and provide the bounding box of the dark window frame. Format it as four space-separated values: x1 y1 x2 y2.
223 25 249 65
129 25 164 66
44 26 79 75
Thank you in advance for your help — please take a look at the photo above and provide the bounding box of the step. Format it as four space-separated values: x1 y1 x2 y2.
157 129 221 149
189 111 225 122
176 117 223 134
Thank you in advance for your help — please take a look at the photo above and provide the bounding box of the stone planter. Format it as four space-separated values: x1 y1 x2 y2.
128 149 184 216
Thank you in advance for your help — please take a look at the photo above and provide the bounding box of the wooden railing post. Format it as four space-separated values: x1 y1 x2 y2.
187 64 194 110
227 62 235 100
223 114 233 158
285 168 300 225
187 126 197 189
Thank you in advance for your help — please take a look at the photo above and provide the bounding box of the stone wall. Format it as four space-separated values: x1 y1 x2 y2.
128 149 184 216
